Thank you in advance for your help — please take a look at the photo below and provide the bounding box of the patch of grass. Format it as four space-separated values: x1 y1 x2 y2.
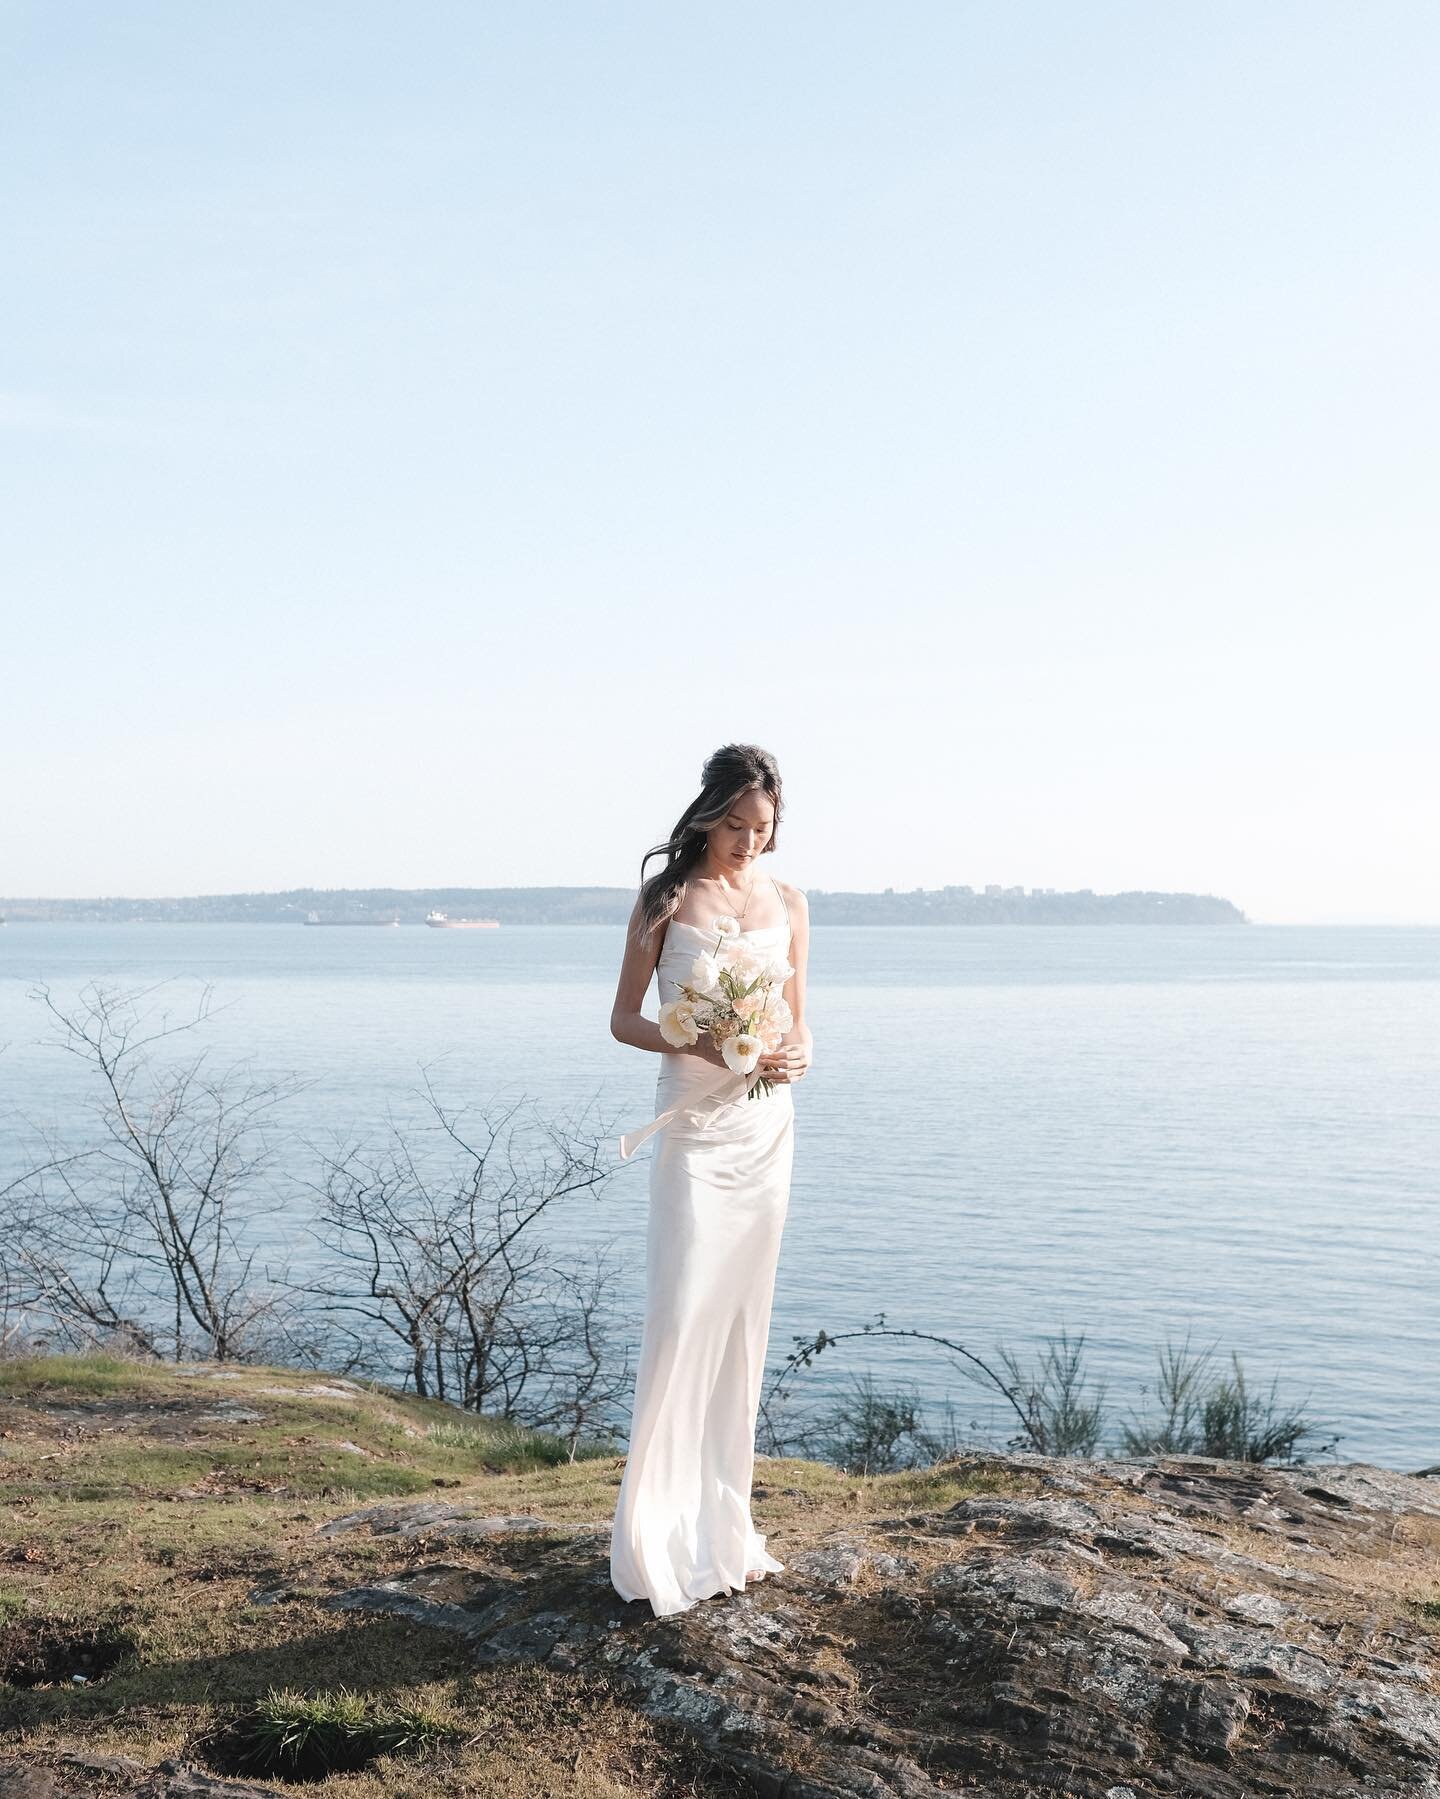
0 1354 612 1490
749 1450 1035 1526
424 1418 614 1468
8 1440 440 1504
0 1354 160 1399
210 1685 459 1781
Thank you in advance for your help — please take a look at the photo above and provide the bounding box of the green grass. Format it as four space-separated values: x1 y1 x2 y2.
424 1417 615 1467
218 1685 460 1779
0 1352 1042 1796
0 1354 167 1398
0 1353 606 1501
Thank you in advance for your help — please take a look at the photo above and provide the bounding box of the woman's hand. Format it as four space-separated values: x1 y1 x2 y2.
758 1042 812 1084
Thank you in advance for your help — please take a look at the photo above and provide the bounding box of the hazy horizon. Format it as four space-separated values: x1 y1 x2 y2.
2 878 1433 930
5 4 1436 926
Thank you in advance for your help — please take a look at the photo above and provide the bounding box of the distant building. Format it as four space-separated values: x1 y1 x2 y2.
984 884 1002 897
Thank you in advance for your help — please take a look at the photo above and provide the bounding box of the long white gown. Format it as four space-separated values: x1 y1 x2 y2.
610 892 796 1618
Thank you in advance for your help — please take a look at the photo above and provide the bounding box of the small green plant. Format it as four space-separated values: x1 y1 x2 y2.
768 1316 1110 1461
425 1415 615 1464
426 1419 527 1454
768 1316 1336 1469
1119 1332 1336 1463
224 1686 456 1780
0 1590 27 1627
815 1373 930 1474
996 1328 1107 1457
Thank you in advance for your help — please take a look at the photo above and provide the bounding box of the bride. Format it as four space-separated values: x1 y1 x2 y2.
609 743 813 1617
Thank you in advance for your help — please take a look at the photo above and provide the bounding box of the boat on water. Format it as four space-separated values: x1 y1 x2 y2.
304 911 400 927
425 911 500 929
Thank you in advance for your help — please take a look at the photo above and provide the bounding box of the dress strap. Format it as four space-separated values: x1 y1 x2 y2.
772 875 789 924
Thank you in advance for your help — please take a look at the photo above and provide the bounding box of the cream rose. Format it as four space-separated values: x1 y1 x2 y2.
658 998 701 1047
726 945 769 984
689 951 723 995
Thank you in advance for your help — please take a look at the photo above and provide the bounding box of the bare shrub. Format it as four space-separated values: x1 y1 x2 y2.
304 1072 630 1456
2 979 313 1362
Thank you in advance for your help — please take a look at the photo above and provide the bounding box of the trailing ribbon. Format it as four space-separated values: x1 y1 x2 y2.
618 1062 766 1161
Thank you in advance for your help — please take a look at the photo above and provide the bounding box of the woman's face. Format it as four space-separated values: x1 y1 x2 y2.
709 792 775 872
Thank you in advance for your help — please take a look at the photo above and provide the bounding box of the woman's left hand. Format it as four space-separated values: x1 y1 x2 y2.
759 1043 811 1084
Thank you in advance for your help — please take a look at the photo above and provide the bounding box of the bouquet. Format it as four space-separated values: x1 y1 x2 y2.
657 914 795 1098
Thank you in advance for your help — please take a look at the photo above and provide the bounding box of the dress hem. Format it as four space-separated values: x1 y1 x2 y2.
611 1553 787 1619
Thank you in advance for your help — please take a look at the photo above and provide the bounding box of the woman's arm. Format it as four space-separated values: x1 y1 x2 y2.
762 883 813 1082
610 895 728 1067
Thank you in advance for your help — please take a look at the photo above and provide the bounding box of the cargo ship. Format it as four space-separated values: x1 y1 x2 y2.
425 911 500 929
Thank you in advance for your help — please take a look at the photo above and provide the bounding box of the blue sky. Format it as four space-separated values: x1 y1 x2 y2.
4 2 1436 922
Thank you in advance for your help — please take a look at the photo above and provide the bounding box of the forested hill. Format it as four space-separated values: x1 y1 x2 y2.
2 884 1246 925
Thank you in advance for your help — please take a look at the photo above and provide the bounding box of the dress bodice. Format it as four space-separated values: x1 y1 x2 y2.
619 884 796 1161
654 917 791 1004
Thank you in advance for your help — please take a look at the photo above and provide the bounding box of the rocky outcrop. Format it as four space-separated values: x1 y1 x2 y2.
7 1448 1438 1797
314 1451 1440 1799
0 1757 285 1798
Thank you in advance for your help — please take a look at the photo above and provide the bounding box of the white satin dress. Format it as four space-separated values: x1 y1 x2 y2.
610 887 796 1618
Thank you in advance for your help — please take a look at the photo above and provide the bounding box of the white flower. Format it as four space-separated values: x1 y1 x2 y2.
689 951 723 995
658 998 701 1047
721 1031 763 1074
764 952 794 982
727 944 768 984
769 995 793 1032
711 915 741 938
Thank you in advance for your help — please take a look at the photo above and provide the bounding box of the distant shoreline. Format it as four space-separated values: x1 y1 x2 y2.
0 884 1246 927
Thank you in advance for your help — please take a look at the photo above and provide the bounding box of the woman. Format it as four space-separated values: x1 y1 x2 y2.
609 743 813 1617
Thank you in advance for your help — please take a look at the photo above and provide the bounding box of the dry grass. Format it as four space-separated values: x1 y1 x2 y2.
0 1354 1031 1796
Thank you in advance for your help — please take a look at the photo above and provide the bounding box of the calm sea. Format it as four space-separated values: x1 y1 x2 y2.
2 922 1436 1472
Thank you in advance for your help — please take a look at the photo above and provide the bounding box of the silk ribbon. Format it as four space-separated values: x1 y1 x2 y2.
618 1062 767 1161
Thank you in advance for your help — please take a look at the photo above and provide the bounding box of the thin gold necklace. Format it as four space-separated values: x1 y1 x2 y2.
713 863 757 927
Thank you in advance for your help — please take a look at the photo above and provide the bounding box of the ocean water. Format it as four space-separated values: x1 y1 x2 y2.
1 922 1436 1472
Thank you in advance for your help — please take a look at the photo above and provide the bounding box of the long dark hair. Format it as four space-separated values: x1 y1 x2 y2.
634 743 784 945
